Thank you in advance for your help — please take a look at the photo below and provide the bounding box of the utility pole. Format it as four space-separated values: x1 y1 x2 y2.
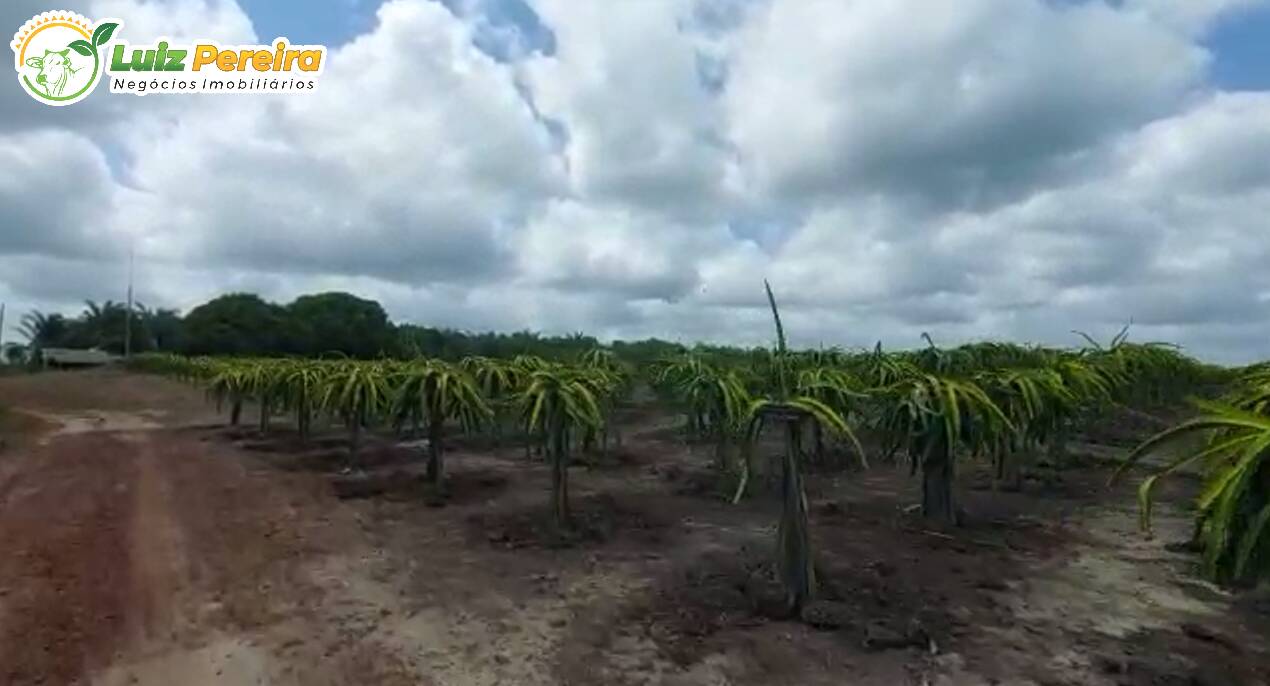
0 302 5 364
124 247 134 359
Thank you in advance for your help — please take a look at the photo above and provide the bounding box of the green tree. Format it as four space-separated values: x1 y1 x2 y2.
17 311 69 353
68 300 152 354
180 294 296 356
3 343 27 365
288 292 395 358
139 306 184 351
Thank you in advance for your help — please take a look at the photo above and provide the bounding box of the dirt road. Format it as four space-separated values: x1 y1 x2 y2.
0 413 418 684
0 370 1267 686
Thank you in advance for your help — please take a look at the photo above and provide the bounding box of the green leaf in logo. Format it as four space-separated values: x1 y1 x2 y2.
92 22 118 47
68 39 94 57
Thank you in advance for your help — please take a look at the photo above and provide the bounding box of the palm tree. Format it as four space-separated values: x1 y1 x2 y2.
79 300 127 351
141 307 183 351
393 359 492 488
517 365 603 529
17 310 67 352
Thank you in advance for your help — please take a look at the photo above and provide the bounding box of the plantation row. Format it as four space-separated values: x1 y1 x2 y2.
132 323 1267 604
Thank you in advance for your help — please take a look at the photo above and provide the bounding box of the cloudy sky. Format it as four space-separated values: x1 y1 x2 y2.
2 0 1269 362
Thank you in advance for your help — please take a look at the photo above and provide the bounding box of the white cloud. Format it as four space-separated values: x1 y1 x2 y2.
115 0 563 283
2 0 1270 363
91 0 257 43
0 129 127 259
517 199 729 300
1122 0 1267 34
523 0 737 218
723 0 1208 208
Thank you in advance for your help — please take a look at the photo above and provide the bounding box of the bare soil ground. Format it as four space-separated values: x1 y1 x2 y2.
0 369 1267 686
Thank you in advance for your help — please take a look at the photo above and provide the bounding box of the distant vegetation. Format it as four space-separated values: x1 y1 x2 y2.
6 291 684 364
8 299 180 361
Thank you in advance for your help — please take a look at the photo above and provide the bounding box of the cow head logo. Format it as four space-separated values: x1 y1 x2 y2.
11 11 120 106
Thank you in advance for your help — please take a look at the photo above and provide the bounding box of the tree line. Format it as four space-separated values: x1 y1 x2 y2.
4 291 687 365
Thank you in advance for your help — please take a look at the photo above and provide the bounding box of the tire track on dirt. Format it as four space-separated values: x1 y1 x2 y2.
124 431 193 646
96 427 426 685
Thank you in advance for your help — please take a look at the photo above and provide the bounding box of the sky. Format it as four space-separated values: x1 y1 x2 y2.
1 0 1269 363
